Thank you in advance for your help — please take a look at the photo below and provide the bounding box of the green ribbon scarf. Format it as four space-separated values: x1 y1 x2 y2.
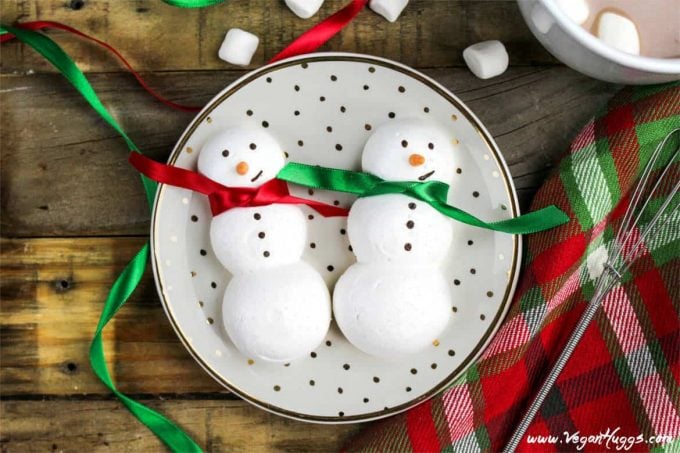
0 25 203 453
277 163 570 234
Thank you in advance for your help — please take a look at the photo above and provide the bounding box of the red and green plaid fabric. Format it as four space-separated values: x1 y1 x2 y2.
346 82 680 452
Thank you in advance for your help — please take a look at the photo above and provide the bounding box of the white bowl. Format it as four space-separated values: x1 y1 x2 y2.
517 0 680 84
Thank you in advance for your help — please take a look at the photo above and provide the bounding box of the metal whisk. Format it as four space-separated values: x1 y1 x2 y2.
504 128 680 453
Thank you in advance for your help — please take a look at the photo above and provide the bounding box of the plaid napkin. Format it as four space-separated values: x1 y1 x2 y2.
346 82 680 452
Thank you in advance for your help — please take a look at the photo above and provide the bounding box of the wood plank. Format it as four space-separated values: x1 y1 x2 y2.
0 0 554 73
0 67 620 237
1 237 223 396
0 399 362 452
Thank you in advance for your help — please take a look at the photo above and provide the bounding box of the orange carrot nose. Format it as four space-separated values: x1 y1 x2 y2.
409 153 426 167
236 161 249 175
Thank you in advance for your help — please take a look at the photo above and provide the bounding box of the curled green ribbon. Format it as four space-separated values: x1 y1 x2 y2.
161 0 225 7
277 163 570 234
0 24 202 453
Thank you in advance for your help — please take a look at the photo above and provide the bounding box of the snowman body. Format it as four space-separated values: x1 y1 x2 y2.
199 127 331 363
333 119 457 358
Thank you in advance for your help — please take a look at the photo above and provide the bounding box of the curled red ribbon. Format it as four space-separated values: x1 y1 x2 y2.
129 152 349 217
0 21 202 112
270 0 369 63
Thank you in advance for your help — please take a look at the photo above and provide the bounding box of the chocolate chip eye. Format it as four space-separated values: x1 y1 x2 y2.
249 143 257 150
222 149 230 157
401 140 408 148
428 143 435 150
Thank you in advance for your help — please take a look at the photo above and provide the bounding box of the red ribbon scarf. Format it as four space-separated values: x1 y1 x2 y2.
129 152 349 217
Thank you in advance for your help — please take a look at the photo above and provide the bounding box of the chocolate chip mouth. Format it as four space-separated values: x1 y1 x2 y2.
250 170 264 182
418 170 435 181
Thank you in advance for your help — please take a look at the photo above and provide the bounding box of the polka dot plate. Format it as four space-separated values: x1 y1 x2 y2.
151 53 522 423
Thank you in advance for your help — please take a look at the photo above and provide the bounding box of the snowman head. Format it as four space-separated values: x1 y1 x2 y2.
197 127 286 188
362 119 457 184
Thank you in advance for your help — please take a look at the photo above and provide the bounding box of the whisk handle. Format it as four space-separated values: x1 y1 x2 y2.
503 278 612 453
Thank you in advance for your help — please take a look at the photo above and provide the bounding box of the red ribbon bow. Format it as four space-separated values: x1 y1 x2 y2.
129 152 349 217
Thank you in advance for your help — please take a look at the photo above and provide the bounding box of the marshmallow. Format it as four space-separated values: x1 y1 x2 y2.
531 3 555 34
285 0 324 19
333 263 451 357
218 28 259 66
197 127 285 189
347 195 453 264
596 12 640 55
369 0 409 22
463 40 509 79
223 263 331 362
554 0 589 25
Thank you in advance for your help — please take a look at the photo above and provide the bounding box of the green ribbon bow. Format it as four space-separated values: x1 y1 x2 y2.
0 24 202 453
277 163 570 234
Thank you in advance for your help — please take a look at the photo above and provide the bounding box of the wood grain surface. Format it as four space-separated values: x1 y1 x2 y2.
0 0 621 451
1 0 556 73
0 400 362 451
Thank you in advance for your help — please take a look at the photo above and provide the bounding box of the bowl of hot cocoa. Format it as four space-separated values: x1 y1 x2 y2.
518 0 680 84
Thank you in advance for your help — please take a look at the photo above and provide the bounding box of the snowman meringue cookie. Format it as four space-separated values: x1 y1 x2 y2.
198 127 331 363
333 118 458 358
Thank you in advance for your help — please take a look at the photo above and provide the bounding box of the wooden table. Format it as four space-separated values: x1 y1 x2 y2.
0 1 621 450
